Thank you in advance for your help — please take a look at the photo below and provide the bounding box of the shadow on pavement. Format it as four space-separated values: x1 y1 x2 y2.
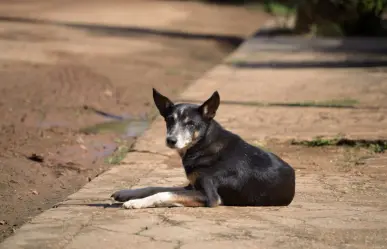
231 28 387 69
53 203 123 209
87 203 123 209
176 99 384 109
229 59 387 69
0 16 244 49
249 30 387 54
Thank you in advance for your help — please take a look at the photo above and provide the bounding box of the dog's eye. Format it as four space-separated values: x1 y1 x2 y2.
165 116 174 123
185 120 195 126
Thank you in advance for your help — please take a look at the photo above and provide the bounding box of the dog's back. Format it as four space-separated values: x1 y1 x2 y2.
183 120 295 206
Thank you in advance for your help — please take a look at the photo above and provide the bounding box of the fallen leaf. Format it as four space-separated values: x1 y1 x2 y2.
104 89 113 97
27 154 44 163
76 136 84 144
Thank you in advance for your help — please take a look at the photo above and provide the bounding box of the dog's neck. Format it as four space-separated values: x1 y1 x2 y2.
181 120 235 174
176 147 188 158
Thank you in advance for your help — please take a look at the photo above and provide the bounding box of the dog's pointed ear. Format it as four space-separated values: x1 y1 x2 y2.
153 88 174 117
198 91 220 119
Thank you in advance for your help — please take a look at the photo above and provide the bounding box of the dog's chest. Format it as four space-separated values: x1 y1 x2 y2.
182 152 219 187
185 171 199 186
182 161 204 188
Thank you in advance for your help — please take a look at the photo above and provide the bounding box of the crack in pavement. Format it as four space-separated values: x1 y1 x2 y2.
46 164 160 249
173 240 183 249
129 149 170 157
60 212 96 249
135 225 183 247
158 214 186 226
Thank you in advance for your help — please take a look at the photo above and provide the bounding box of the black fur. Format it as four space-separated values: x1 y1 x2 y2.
111 89 295 207
183 120 295 206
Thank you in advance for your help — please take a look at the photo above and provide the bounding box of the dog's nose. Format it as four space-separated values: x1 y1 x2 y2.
166 137 177 147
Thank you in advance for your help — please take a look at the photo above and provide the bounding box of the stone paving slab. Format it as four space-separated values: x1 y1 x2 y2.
179 64 387 108
177 23 387 108
248 17 387 54
241 35 387 54
214 105 387 141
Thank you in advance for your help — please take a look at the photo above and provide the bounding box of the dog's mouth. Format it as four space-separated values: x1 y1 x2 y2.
166 143 176 149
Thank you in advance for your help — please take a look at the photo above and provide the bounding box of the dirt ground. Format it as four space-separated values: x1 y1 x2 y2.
0 0 269 241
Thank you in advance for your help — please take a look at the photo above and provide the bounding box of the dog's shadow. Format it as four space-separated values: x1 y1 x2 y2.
54 202 123 209
87 203 122 209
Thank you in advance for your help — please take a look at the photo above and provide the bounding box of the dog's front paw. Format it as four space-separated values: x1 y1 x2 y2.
122 199 147 209
111 189 140 202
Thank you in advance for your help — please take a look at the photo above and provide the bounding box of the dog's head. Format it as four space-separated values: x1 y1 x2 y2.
152 88 220 151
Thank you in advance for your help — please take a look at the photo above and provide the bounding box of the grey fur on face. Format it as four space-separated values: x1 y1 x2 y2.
166 106 201 150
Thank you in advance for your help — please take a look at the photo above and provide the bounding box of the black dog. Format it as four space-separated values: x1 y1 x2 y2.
111 89 295 209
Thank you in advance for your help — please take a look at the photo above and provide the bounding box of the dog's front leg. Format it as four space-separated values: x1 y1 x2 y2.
122 190 206 209
111 185 192 202
198 177 222 208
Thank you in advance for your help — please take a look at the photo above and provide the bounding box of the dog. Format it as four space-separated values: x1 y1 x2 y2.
111 88 295 209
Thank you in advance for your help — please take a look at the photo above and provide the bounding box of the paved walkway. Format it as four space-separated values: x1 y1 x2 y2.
2 23 387 249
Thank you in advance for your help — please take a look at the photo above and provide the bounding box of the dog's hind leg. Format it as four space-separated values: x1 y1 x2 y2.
111 186 192 202
122 190 207 209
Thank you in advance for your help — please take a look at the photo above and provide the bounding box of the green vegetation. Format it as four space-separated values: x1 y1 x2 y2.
80 120 132 135
246 1 296 16
178 98 359 108
251 139 272 151
264 1 296 15
202 0 387 37
257 0 387 36
294 0 387 36
273 99 359 108
105 143 131 165
291 136 387 153
292 136 338 147
80 119 150 165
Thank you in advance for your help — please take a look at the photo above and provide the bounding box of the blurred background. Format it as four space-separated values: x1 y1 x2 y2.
0 0 385 242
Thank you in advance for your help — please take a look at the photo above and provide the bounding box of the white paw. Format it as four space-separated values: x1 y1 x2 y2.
122 199 147 209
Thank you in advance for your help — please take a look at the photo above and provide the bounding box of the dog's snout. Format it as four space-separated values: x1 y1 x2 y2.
166 137 177 147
